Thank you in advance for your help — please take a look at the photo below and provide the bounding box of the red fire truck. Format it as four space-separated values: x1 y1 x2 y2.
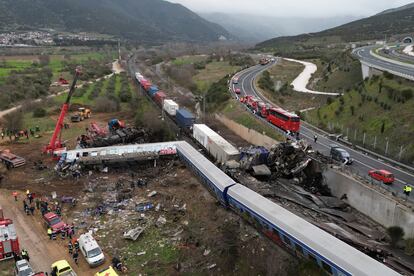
0 211 20 261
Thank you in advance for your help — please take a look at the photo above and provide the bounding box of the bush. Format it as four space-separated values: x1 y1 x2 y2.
402 89 413 101
119 89 132 102
405 238 414 256
33 107 47 118
258 71 274 92
326 97 333 105
387 226 404 247
94 96 120 113
383 71 394 80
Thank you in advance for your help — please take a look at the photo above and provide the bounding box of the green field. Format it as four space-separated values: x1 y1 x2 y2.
0 52 109 82
306 75 414 163
172 55 207 66
193 61 240 93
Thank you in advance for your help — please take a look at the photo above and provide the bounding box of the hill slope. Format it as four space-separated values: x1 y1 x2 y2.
257 4 414 49
201 12 359 43
0 0 229 43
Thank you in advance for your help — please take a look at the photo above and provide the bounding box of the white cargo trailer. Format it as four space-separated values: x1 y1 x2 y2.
193 124 240 164
163 99 179 116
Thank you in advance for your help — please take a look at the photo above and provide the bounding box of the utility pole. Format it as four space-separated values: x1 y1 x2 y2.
203 92 206 123
385 138 389 155
373 136 377 149
118 39 121 61
398 146 404 161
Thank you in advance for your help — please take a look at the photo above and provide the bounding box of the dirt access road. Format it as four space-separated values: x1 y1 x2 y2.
0 190 110 275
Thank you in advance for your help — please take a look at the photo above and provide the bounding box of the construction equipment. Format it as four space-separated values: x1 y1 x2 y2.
58 77 69 85
71 107 92 122
0 208 20 261
0 149 26 168
108 119 125 133
43 68 81 155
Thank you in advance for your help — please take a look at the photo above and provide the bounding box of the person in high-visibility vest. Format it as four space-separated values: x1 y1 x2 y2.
403 185 412 197
47 228 52 240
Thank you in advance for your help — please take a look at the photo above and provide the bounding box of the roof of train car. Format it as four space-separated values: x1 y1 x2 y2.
227 184 400 276
176 142 236 192
193 124 240 155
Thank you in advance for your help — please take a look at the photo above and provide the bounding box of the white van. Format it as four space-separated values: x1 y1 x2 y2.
78 232 105 267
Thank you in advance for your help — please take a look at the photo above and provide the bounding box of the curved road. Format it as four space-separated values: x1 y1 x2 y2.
353 46 414 79
232 60 414 199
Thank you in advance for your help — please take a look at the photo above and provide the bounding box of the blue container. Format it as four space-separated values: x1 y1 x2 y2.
148 85 159 96
176 109 195 129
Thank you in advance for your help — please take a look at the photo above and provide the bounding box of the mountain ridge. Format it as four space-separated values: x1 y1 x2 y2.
257 4 414 49
0 0 229 43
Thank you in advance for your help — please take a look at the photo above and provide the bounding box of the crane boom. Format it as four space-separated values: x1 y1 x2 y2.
43 68 81 154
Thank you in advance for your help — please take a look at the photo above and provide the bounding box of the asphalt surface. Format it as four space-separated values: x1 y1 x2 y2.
232 60 414 199
353 46 414 78
385 47 414 63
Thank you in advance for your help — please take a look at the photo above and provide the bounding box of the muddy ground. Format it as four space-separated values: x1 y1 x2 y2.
0 157 298 275
0 107 301 275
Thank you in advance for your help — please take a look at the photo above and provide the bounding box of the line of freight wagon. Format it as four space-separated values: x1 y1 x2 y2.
134 72 195 132
134 72 240 164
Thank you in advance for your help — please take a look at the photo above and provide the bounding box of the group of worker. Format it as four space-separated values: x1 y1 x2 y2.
47 224 75 241
22 190 36 215
13 248 30 263
68 239 80 265
1 126 40 141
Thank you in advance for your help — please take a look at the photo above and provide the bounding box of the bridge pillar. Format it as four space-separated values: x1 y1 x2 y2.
361 63 383 79
361 63 371 79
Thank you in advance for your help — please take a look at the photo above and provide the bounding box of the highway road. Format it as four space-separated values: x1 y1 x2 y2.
385 47 414 63
353 46 414 79
232 60 414 199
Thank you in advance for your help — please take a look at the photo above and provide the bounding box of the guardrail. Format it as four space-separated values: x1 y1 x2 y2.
360 60 414 81
302 120 414 174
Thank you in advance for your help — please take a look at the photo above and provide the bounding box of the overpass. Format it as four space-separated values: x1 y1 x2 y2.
352 46 414 81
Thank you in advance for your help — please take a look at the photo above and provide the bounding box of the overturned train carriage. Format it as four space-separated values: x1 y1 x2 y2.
175 141 400 276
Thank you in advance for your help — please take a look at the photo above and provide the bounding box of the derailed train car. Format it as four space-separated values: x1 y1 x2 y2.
175 141 400 276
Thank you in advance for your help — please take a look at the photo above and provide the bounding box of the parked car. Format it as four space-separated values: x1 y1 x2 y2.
234 88 241 94
330 145 353 164
43 212 66 234
51 260 76 276
78 232 105 267
15 259 34 276
368 169 395 184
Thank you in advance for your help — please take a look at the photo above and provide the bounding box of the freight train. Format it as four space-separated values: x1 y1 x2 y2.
135 72 195 130
134 71 240 164
176 141 399 276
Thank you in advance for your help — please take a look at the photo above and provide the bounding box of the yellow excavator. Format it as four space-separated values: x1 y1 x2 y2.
71 107 92 122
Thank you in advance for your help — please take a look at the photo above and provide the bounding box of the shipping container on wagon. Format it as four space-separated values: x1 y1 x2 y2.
154 91 167 106
141 80 151 91
163 99 179 116
175 109 195 129
148 85 159 96
135 72 144 82
192 124 240 164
